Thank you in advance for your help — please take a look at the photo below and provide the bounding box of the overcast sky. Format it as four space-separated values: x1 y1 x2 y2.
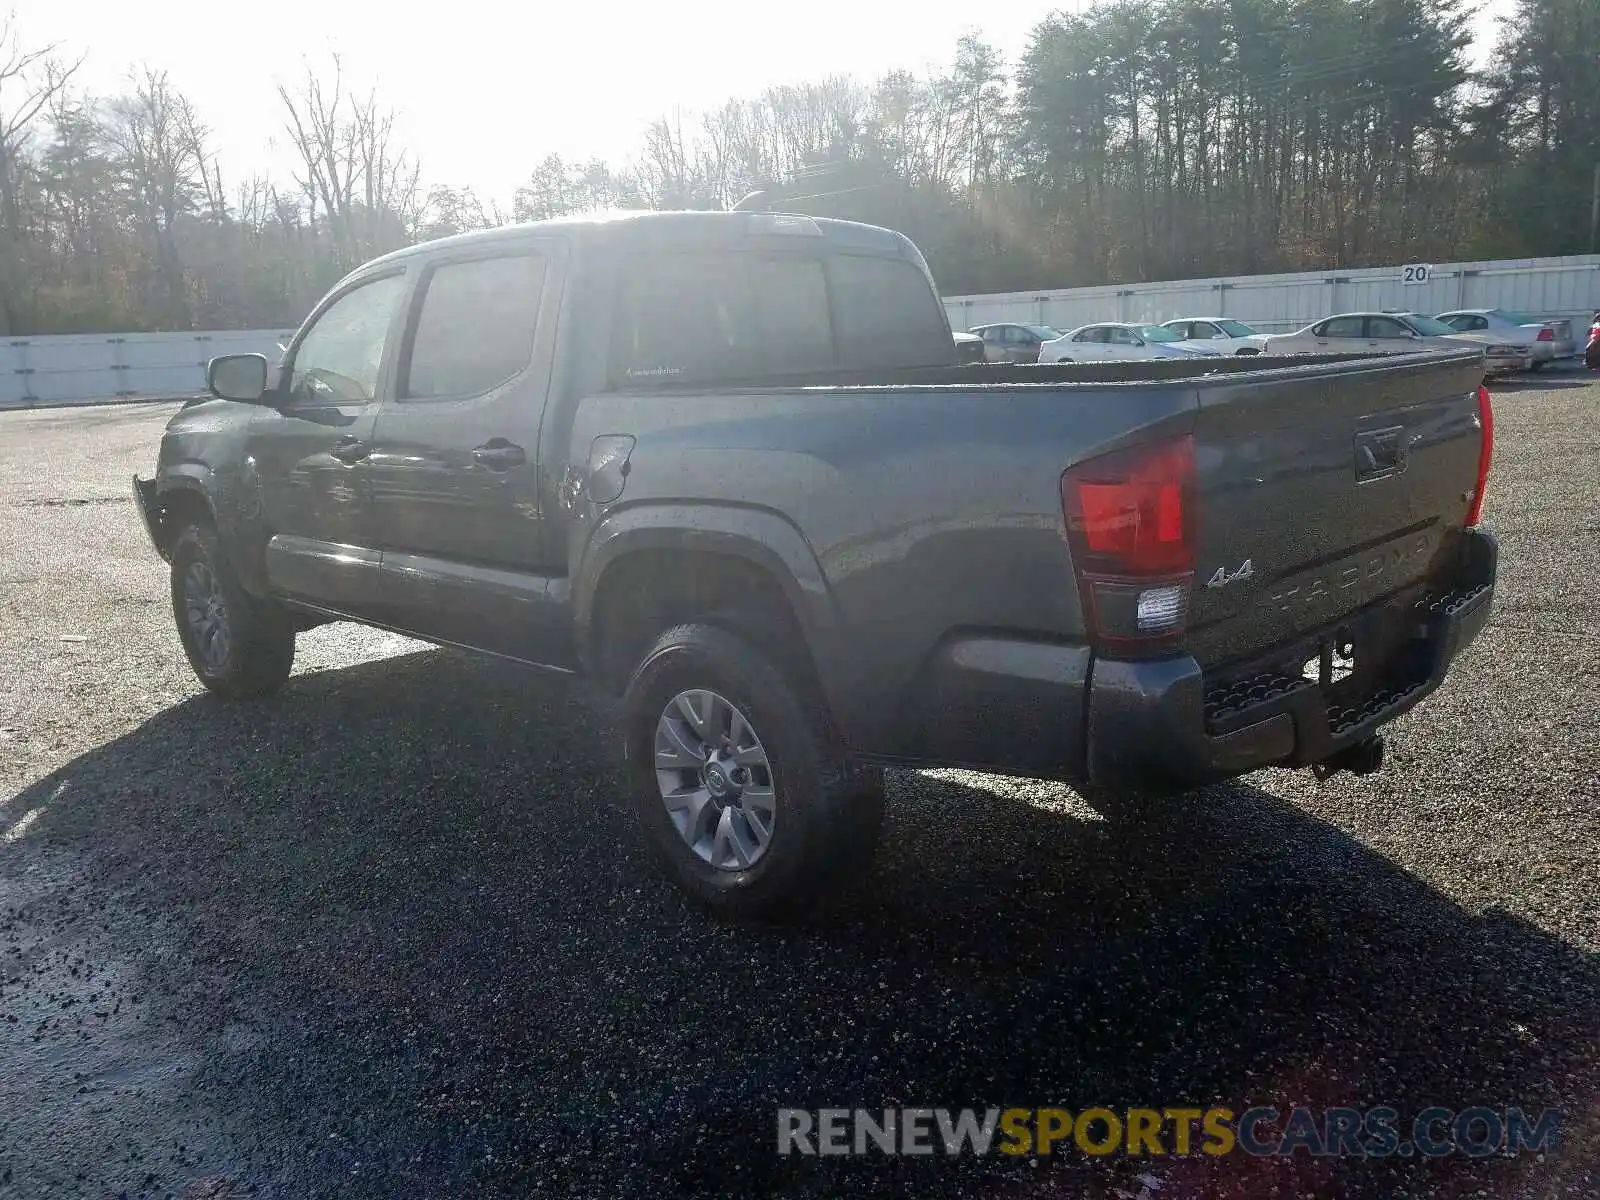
20 0 1514 208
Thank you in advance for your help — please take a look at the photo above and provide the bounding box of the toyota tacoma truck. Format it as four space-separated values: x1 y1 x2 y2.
134 211 1497 919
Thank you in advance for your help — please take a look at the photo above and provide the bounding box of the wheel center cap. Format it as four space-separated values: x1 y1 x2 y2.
704 763 731 797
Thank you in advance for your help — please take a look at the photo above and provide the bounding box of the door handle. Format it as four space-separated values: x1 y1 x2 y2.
472 439 527 470
331 437 370 464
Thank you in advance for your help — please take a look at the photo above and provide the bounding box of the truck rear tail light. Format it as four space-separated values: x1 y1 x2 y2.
1061 434 1196 651
1466 384 1493 527
1536 327 1554 341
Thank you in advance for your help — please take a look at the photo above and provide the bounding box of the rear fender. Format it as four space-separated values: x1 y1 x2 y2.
573 504 856 720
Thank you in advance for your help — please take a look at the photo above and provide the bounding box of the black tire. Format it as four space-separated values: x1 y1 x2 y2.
1528 360 1544 373
169 520 295 699
622 623 883 920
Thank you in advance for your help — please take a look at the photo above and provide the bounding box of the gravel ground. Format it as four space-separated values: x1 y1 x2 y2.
1 376 1597 1200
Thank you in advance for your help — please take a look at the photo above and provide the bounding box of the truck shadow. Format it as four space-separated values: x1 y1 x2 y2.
9 646 1598 1200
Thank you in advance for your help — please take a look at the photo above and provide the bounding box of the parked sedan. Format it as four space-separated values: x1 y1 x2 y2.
1435 308 1576 368
1038 322 1220 363
968 322 1064 363
1160 317 1266 354
1258 311 1527 377
952 330 988 364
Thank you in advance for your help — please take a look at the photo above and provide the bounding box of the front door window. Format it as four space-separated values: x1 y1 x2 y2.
286 275 407 406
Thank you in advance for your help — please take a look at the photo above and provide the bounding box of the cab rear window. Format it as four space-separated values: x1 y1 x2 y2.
609 249 950 386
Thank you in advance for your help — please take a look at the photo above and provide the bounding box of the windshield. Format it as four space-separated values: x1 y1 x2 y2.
1025 325 1062 340
1135 324 1182 342
1403 314 1459 337
1216 319 1257 337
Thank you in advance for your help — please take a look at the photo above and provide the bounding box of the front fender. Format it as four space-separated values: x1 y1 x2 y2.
154 462 274 596
573 503 855 714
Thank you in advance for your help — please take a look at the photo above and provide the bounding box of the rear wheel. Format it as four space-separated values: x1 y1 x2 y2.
169 521 296 698
1529 360 1544 373
622 623 883 920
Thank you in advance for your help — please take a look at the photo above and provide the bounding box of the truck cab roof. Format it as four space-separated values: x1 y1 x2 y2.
359 209 923 273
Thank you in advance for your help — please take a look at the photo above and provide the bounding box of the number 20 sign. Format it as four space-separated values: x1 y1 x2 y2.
1400 263 1432 285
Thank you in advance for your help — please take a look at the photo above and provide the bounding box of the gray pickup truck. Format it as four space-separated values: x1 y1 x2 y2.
135 211 1497 918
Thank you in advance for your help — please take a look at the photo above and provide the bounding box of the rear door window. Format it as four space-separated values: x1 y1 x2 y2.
1321 317 1366 338
402 253 547 399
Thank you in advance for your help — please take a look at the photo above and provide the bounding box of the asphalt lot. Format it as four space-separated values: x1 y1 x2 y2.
1 372 1597 1200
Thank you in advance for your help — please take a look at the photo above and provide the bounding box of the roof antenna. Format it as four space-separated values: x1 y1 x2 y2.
732 190 771 213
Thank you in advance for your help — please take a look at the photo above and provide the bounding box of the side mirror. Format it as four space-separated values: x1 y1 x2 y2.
1132 338 1147 347
207 353 270 403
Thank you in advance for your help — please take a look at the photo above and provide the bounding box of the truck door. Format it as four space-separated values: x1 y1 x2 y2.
244 269 409 615
364 239 574 666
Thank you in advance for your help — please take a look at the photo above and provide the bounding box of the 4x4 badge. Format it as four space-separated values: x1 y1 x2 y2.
1207 559 1255 588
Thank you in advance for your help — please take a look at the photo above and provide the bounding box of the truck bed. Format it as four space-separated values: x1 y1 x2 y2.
611 349 1450 392
575 346 1491 782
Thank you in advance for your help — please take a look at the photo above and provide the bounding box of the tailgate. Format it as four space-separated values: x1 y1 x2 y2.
1186 350 1486 668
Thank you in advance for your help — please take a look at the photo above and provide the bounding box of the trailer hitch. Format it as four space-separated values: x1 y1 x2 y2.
1312 735 1385 782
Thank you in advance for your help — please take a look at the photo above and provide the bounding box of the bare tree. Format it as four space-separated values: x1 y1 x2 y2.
278 56 421 270
106 67 206 326
278 56 360 267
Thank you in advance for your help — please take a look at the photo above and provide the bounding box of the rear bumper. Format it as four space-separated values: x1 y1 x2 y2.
1485 354 1532 375
1532 340 1576 361
903 530 1496 789
1087 529 1497 788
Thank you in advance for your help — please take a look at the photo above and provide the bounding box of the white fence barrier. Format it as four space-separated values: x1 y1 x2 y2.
0 329 293 410
943 254 1600 338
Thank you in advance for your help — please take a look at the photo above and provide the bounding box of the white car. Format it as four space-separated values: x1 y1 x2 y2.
1159 317 1266 355
1434 308 1577 368
1258 311 1529 377
1038 322 1222 363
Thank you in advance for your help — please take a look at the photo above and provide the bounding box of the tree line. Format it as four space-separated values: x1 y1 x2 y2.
1 0 1595 335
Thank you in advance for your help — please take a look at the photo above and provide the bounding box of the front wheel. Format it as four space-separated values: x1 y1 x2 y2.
169 522 296 698
622 623 883 920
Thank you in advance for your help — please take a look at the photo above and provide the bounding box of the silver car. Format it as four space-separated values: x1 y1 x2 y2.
1435 308 1577 368
1038 322 1222 363
968 323 1064 364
